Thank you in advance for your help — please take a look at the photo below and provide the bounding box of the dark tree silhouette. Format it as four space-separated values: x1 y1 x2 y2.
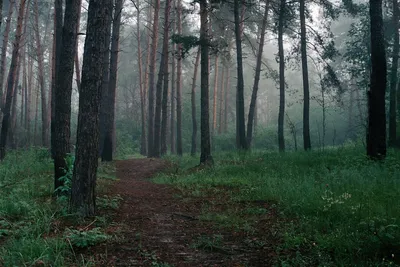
367 0 387 159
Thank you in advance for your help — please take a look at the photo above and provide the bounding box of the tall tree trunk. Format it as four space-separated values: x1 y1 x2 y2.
99 3 113 158
224 66 230 133
147 0 161 157
34 0 49 147
53 0 81 193
74 7 82 92
191 47 200 156
170 9 176 154
176 0 183 155
0 0 15 106
102 0 122 162
278 0 286 152
199 0 213 165
212 55 219 133
0 0 26 160
135 0 146 156
348 87 354 140
10 56 21 149
135 1 145 155
246 1 268 147
34 83 39 145
389 0 399 146
153 50 165 158
160 0 171 156
26 46 33 145
367 0 387 159
51 0 64 158
234 0 247 150
70 0 112 216
300 0 311 150
218 65 225 135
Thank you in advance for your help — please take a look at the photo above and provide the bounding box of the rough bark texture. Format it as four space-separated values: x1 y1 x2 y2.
278 0 286 152
367 0 387 160
0 0 25 160
70 0 111 216
389 0 399 147
0 0 15 107
51 0 64 158
199 0 213 165
300 0 311 151
191 47 200 156
176 0 183 156
53 0 81 193
153 59 165 158
160 0 171 156
99 3 112 158
246 1 268 147
147 0 160 157
224 66 230 133
26 46 33 145
102 0 122 162
234 0 247 150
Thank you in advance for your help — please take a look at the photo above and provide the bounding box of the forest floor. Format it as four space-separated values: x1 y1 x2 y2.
82 158 280 266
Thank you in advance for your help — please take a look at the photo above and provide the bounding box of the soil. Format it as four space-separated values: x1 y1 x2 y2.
81 158 280 266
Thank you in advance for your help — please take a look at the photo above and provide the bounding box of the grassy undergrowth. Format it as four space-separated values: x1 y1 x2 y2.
0 148 117 266
155 146 400 266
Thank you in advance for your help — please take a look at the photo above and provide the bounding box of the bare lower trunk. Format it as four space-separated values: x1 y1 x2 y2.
199 0 213 165
147 0 161 157
176 0 183 155
102 0 122 162
278 0 286 152
160 0 171 156
367 0 387 159
191 48 200 156
70 0 111 216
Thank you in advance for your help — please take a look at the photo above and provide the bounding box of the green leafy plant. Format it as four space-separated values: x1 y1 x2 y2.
96 194 123 210
64 227 109 248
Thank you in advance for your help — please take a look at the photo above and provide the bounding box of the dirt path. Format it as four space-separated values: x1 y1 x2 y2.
86 159 278 266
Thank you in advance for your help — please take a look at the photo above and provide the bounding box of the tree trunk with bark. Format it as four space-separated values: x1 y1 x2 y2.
199 0 213 165
53 0 81 193
102 0 122 162
191 47 200 156
234 0 247 150
99 3 112 158
170 15 176 154
51 0 64 158
176 0 183 155
0 0 26 160
278 0 286 152
367 0 387 159
246 1 268 147
0 0 15 107
300 0 311 151
159 0 171 156
212 55 219 134
147 0 161 157
70 0 112 216
389 0 399 147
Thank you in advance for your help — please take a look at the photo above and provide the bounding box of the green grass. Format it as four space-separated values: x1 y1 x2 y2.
0 148 117 266
154 146 400 266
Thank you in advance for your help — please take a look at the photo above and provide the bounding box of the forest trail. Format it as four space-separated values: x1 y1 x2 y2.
87 159 278 266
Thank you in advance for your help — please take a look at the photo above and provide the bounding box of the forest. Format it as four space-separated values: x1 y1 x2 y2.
0 0 399 265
